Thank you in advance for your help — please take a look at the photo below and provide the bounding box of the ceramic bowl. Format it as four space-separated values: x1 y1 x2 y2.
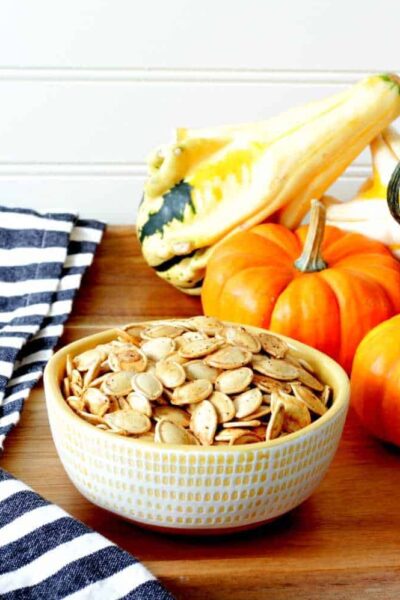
44 321 350 534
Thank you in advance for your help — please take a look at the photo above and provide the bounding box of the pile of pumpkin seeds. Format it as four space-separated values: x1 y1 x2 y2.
62 317 332 446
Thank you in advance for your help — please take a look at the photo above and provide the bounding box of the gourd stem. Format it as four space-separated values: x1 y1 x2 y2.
294 200 328 272
387 161 400 225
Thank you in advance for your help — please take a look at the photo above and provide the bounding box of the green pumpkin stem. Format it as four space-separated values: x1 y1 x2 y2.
387 161 400 225
294 200 328 273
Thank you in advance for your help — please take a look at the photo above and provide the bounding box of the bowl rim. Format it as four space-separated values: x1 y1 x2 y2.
44 320 350 453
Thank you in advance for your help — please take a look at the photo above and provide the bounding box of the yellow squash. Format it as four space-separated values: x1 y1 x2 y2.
137 74 400 293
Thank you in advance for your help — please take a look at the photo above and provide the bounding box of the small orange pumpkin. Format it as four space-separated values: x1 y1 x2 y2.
351 315 400 446
202 200 400 373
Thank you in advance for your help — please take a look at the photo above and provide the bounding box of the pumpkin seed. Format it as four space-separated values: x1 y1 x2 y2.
222 420 261 428
178 337 221 359
205 346 252 369
252 356 299 380
66 354 73 378
190 400 218 446
171 379 213 405
153 405 190 428
74 348 105 371
215 428 249 442
265 401 285 440
109 346 147 373
123 324 145 344
104 409 151 434
252 373 292 394
223 326 261 353
291 383 327 416
132 372 163 400
155 419 198 445
177 330 207 344
233 388 262 419
187 316 224 336
277 391 311 432
63 377 71 398
102 371 134 396
118 397 131 410
83 387 110 417
77 410 105 426
258 332 288 358
296 368 324 392
215 367 253 394
67 395 84 412
163 351 188 365
321 385 332 406
243 406 271 420
184 360 219 383
155 360 185 388
142 324 184 339
126 392 153 417
232 432 261 445
141 337 175 361
209 391 235 423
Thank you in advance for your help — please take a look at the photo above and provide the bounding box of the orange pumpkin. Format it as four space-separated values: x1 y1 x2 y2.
202 201 400 373
351 315 400 446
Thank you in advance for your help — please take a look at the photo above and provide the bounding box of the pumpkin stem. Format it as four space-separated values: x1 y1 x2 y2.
294 200 328 272
387 161 400 225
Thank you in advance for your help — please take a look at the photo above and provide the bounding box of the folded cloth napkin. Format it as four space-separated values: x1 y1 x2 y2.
0 206 175 600
0 470 174 599
0 206 105 448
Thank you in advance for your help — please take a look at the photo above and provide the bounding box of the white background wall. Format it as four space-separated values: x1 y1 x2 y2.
0 0 399 223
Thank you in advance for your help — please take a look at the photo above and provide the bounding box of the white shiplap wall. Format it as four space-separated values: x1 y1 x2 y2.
0 0 399 223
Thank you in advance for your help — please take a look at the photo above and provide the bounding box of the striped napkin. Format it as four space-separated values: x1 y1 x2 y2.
0 206 174 600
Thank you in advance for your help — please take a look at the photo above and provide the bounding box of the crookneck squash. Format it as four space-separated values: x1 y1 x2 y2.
201 200 400 373
325 127 400 257
351 314 400 447
137 74 400 294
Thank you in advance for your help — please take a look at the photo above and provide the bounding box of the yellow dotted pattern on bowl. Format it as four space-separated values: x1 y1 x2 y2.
49 406 346 529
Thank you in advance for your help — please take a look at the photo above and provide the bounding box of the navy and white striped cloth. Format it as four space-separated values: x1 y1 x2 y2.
0 206 105 447
0 470 173 599
0 206 174 599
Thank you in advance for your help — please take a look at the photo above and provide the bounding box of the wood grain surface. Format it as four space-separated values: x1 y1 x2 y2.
2 226 400 600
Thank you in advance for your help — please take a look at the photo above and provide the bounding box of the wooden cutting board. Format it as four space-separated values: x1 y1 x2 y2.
2 226 400 600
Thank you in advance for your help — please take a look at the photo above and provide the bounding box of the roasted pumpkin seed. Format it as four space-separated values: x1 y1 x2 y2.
252 356 299 380
265 401 285 440
132 372 163 400
223 326 261 353
215 367 253 394
204 346 252 369
82 387 110 417
141 337 175 361
104 409 152 434
127 392 153 417
155 419 198 445
259 332 288 358
291 383 327 416
190 400 218 446
184 360 219 383
153 405 191 428
155 360 185 388
233 388 262 419
171 379 213 405
102 371 134 396
209 391 235 423
142 324 184 339
178 337 221 359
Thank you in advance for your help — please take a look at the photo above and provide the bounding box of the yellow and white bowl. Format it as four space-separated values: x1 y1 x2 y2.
44 322 349 533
